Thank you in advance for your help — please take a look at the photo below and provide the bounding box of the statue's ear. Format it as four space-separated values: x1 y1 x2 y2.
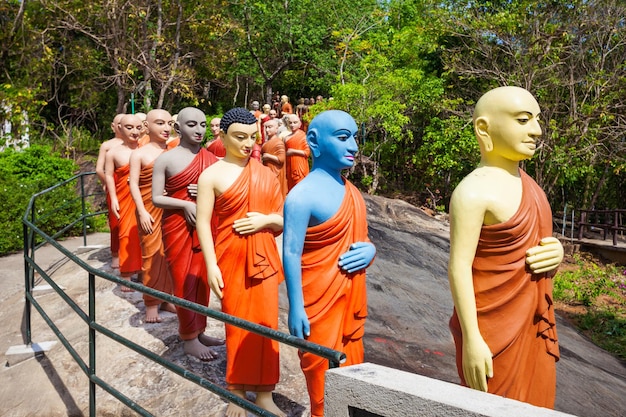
474 117 493 152
307 129 321 158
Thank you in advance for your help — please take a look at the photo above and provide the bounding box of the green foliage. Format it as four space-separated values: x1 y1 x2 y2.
0 145 83 254
554 253 626 359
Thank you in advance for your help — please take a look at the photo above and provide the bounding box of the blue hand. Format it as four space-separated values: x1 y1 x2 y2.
338 241 376 273
288 306 310 339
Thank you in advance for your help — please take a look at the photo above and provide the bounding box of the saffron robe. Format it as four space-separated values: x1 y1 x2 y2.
285 129 310 191
114 164 142 275
449 169 560 408
300 179 369 417
261 135 287 198
207 139 226 158
213 159 284 392
137 162 172 307
162 148 218 340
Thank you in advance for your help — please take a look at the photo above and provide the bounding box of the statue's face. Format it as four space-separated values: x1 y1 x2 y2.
265 120 278 138
287 115 301 132
145 110 172 143
486 90 542 161
222 122 258 160
315 111 359 171
119 115 143 143
210 118 221 137
176 108 206 145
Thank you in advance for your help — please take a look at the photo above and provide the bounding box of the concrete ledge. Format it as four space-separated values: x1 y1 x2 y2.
325 363 576 417
5 341 57 366
77 244 107 254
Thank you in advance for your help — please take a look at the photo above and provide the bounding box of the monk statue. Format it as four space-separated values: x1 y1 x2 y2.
448 86 563 408
96 113 125 269
283 110 376 417
151 107 224 361
196 107 285 417
284 113 310 191
104 114 144 290
129 109 176 323
261 118 288 198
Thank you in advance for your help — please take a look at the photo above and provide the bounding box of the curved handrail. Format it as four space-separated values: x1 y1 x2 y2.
22 171 345 417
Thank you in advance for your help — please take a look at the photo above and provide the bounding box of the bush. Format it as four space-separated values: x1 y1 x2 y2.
0 145 81 255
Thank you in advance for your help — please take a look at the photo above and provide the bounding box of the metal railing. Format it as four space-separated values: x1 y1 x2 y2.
22 171 345 417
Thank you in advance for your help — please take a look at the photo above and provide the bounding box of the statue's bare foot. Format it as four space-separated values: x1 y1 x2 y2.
199 333 225 346
145 305 162 323
225 390 247 417
111 255 119 269
183 338 217 361
160 302 177 313
120 277 133 292
256 392 285 417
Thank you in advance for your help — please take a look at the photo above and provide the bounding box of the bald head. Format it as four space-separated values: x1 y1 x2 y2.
264 118 279 138
145 109 173 142
111 113 125 137
287 114 301 132
176 107 207 145
473 86 542 161
473 86 538 121
118 114 143 142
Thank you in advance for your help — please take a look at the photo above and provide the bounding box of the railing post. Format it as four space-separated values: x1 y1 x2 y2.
578 210 586 240
89 271 97 417
81 174 88 246
23 220 32 345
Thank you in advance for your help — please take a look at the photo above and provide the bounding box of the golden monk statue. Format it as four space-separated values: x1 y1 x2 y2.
448 86 563 408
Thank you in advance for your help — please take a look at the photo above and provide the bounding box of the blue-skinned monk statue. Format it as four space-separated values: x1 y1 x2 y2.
283 110 376 417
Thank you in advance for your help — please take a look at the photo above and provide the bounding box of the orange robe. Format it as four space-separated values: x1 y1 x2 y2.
161 149 218 340
213 159 284 392
115 164 142 275
137 162 172 307
300 180 369 417
281 102 293 115
449 169 559 408
261 135 287 198
206 139 226 158
285 130 310 191
138 134 150 147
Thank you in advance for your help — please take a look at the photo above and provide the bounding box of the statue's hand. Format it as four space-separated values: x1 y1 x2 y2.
187 183 198 198
138 210 154 234
526 237 564 274
207 264 224 299
112 200 121 220
182 202 197 227
288 305 310 339
233 212 266 235
462 336 493 392
338 242 376 273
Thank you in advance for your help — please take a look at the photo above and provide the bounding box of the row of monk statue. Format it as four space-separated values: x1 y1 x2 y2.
94 86 563 417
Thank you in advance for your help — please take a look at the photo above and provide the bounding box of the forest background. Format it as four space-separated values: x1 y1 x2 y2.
1 0 624 215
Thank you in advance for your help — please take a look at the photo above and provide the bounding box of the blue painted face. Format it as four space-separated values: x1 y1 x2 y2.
312 111 359 172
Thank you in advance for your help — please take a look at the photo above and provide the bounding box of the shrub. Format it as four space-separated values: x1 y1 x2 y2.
0 145 81 255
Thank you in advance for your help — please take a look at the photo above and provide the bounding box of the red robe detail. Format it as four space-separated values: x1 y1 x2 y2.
213 159 284 392
449 169 559 408
114 164 142 275
285 130 310 191
161 148 218 340
207 139 226 158
300 180 369 417
261 136 287 198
